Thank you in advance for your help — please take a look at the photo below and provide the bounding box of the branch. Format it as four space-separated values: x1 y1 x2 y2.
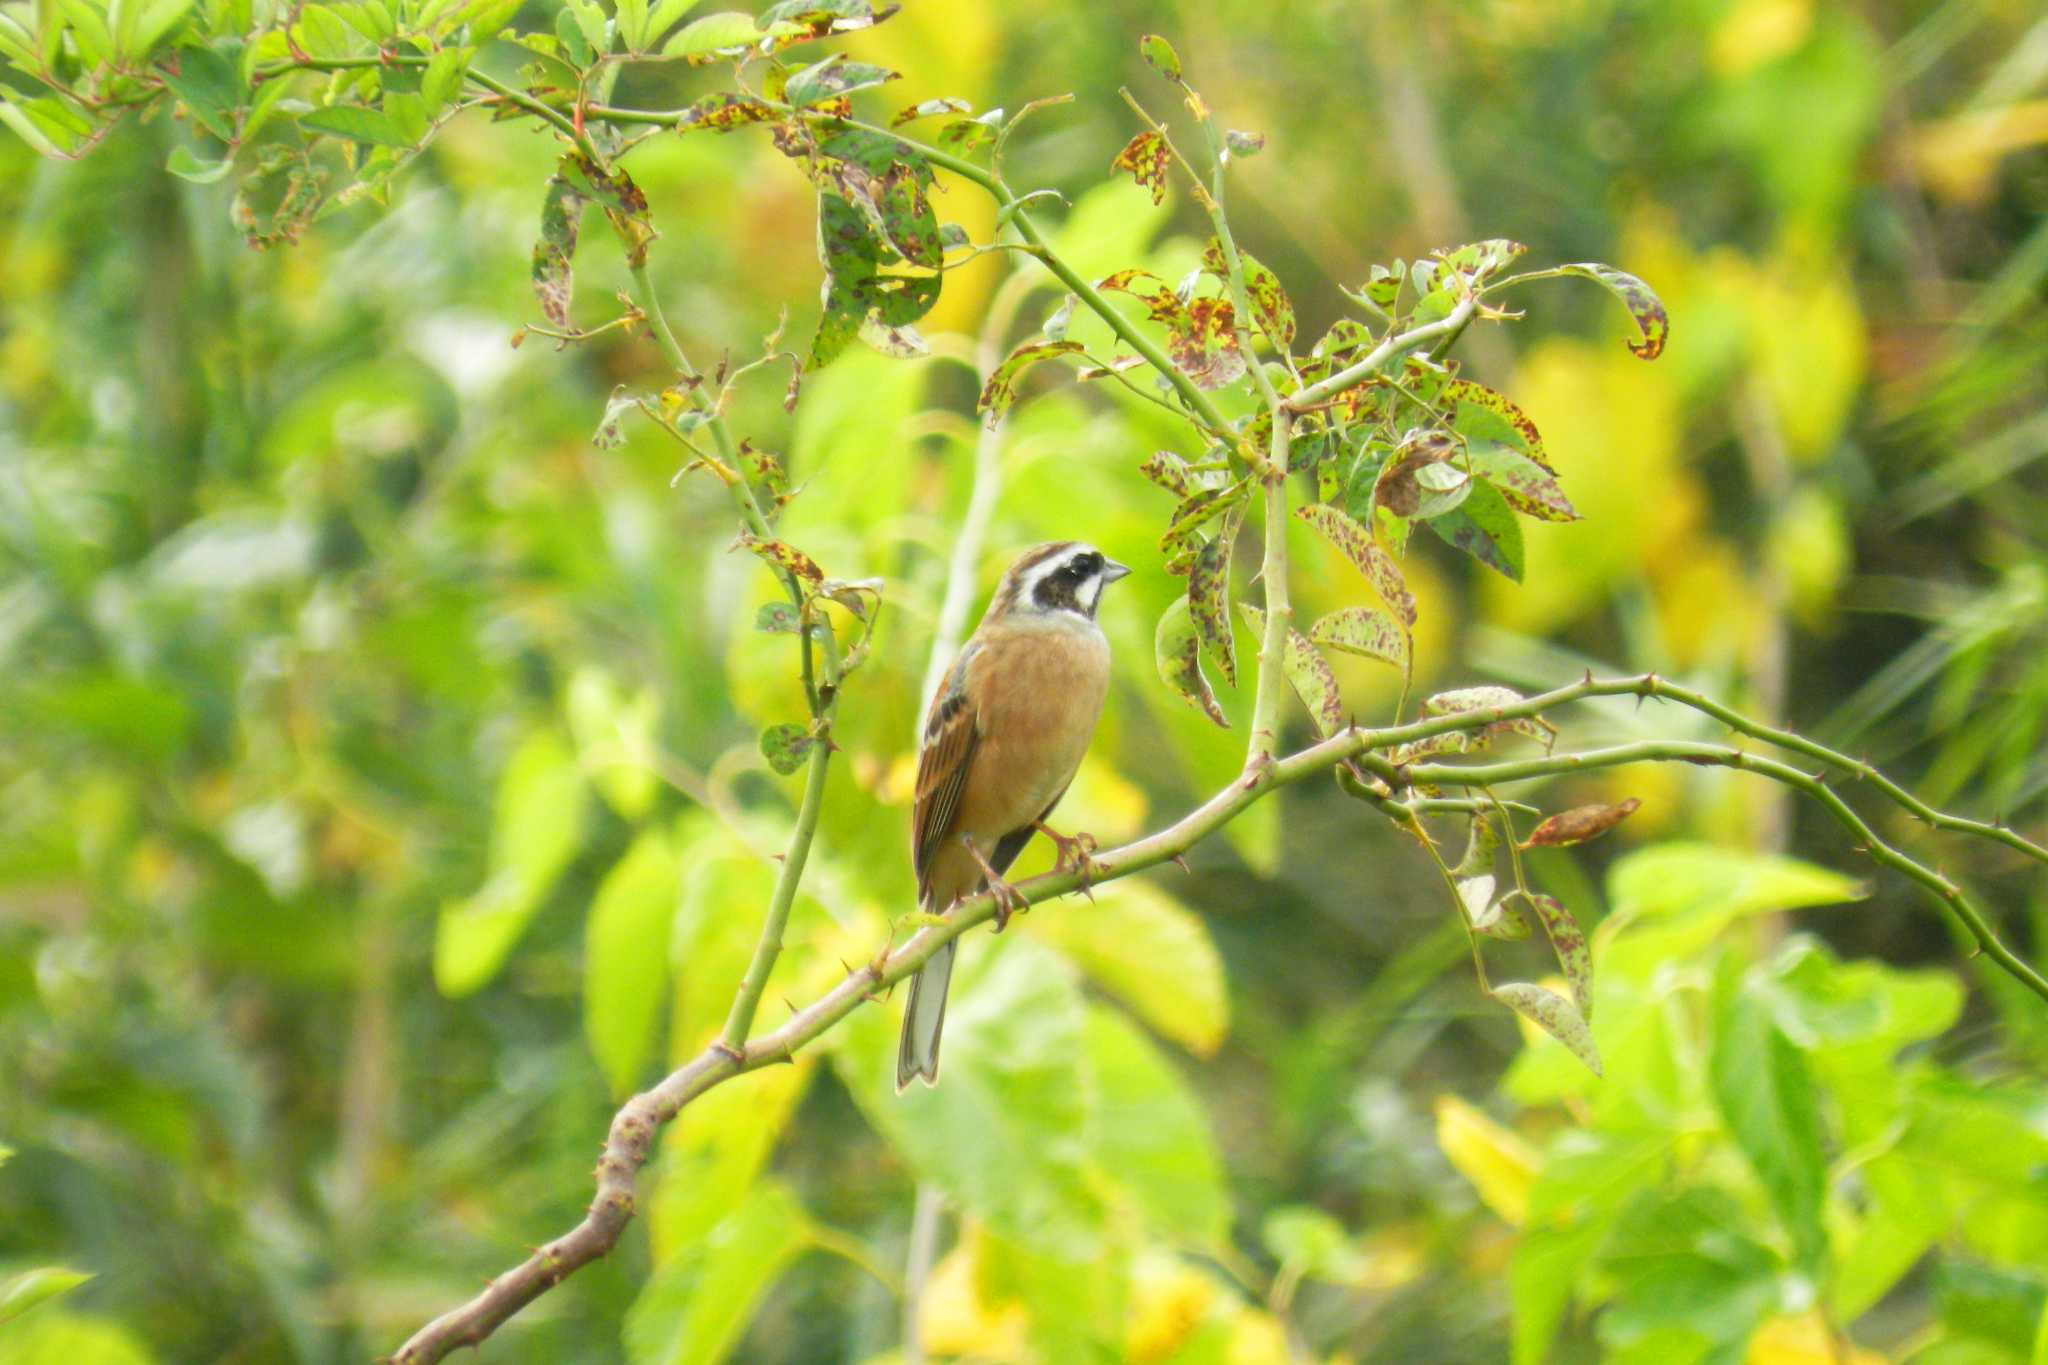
1246 408 1293 767
1281 295 1478 414
389 671 2047 1361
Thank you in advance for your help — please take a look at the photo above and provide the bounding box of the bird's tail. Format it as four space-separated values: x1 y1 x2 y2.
896 937 955 1090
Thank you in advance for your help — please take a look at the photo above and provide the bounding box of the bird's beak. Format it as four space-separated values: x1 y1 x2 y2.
1103 559 1132 583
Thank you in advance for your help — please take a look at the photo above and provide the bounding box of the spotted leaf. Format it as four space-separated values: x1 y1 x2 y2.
760 722 814 775
1188 501 1244 688
1306 606 1408 673
1110 128 1169 205
1156 598 1228 728
977 340 1083 426
674 92 778 132
1550 262 1668 360
735 531 823 585
1294 504 1415 627
1524 893 1592 1018
1520 799 1640 850
1199 239 1295 348
1240 603 1342 737
1492 981 1601 1076
531 174 583 328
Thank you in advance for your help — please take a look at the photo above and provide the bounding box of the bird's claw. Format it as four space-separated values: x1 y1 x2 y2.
986 874 1027 932
1035 822 1102 893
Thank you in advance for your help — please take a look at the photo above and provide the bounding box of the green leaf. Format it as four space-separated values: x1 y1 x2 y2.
583 831 678 1097
1083 1005 1228 1246
433 729 588 997
1602 845 1865 983
1547 262 1669 360
831 936 1102 1253
565 667 659 818
1494 981 1601 1075
754 601 801 634
783 52 896 107
662 8 753 59
641 0 699 46
873 159 940 268
1264 1206 1375 1286
160 42 241 140
553 3 593 61
1155 597 1228 728
165 143 233 183
1029 877 1229 1056
978 339 1083 426
1426 478 1524 581
420 45 470 116
1137 32 1180 79
759 722 813 775
624 1180 812 1365
614 0 647 49
119 0 193 58
1306 605 1408 672
0 1267 94 1325
1294 502 1416 626
300 103 413 148
1712 974 1825 1269
1239 602 1343 736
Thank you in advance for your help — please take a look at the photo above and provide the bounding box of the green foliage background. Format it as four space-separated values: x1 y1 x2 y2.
3 1 2047 1362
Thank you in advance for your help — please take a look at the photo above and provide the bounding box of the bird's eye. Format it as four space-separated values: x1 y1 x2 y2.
1068 552 1102 579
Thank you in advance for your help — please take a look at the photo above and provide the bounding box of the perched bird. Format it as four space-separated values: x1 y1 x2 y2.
897 541 1131 1089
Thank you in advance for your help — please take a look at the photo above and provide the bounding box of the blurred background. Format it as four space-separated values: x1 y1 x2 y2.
3 0 2046 1361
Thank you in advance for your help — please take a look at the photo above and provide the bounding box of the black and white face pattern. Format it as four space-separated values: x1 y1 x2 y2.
1004 542 1132 621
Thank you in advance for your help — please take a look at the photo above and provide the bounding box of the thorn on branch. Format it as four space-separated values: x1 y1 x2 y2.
1170 852 1192 874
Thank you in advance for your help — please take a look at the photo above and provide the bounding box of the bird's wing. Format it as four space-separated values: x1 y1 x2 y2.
912 645 980 904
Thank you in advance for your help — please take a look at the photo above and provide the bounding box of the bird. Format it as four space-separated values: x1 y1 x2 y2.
897 541 1131 1089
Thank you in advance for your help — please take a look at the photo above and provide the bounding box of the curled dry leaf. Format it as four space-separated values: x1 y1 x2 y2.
1520 798 1641 849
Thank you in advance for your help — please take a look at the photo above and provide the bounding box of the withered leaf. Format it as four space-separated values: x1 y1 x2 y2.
1520 799 1641 850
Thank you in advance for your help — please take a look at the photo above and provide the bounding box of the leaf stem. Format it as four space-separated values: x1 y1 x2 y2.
1282 296 1477 414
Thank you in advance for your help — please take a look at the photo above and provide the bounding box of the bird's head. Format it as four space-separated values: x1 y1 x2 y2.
988 541 1132 623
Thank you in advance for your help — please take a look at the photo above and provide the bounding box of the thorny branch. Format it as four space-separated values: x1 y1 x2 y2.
391 672 2048 1361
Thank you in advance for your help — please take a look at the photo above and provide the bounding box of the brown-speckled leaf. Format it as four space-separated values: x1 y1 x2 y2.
531 174 583 328
1552 262 1668 360
1423 685 1556 750
1426 480 1524 582
1240 603 1342 736
1306 606 1408 673
1188 501 1244 688
735 531 823 585
1524 893 1592 1018
1294 504 1415 626
1444 380 1552 471
1110 128 1170 205
875 161 941 268
891 96 971 126
783 54 898 107
1138 33 1181 79
1492 981 1601 1075
1171 296 1246 389
760 722 815 775
674 92 779 133
1139 451 1195 497
1199 239 1295 348
978 339 1084 426
1156 597 1228 727
559 154 655 268
1521 799 1640 850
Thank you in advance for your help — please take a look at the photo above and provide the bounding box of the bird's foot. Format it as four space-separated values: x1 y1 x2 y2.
1035 821 1102 897
961 835 1029 931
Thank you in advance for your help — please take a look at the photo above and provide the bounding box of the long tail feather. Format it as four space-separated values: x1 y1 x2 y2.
895 939 955 1090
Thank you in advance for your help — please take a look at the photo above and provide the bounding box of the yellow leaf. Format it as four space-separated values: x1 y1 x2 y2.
1433 1095 1537 1227
1747 1312 1889 1364
1124 1256 1219 1363
1709 0 1813 77
918 1239 1028 1360
1911 100 2048 206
